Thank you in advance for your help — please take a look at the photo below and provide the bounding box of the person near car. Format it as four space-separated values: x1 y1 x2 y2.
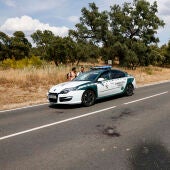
77 66 85 76
67 67 77 80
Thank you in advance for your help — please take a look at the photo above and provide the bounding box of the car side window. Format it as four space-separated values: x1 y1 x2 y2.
110 70 125 79
99 71 110 80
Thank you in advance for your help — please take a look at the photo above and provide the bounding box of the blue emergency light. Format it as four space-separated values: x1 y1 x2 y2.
90 65 112 70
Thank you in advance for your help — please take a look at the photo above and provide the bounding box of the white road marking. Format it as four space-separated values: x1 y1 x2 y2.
0 106 116 141
124 91 168 105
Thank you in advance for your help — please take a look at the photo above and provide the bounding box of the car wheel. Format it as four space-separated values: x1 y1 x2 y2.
82 90 96 107
125 84 134 96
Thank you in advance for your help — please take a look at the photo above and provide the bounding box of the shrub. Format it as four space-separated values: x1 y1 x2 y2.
2 58 16 69
1 56 43 69
28 56 43 67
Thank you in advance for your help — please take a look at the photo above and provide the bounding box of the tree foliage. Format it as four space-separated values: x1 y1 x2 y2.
162 41 170 66
0 31 31 61
31 30 55 59
69 3 110 46
69 0 165 67
10 31 32 60
0 0 170 68
0 31 11 60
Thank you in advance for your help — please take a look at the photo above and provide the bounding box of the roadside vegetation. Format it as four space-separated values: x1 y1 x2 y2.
0 61 170 111
0 0 170 110
1 0 170 69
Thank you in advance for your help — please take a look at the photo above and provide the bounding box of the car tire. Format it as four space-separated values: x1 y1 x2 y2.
125 84 134 96
82 90 96 107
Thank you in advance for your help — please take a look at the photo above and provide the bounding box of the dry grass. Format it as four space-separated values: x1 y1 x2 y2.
0 64 170 111
125 66 170 86
0 65 69 86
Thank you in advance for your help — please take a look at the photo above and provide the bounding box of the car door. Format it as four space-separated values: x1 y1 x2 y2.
110 70 127 94
96 71 113 98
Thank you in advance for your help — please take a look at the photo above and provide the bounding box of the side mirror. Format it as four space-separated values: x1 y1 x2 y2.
98 78 105 82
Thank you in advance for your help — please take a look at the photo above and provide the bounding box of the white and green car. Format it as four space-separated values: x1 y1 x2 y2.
47 66 136 107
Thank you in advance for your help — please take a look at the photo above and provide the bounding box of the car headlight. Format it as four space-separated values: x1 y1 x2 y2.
60 87 77 94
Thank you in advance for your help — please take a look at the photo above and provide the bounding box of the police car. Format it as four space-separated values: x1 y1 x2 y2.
47 66 136 106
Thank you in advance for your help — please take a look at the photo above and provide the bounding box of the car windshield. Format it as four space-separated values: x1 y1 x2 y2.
73 71 100 81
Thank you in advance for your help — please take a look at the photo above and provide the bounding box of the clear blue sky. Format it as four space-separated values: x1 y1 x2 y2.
0 0 169 45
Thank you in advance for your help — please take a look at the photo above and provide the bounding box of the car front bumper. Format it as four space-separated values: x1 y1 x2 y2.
47 90 85 104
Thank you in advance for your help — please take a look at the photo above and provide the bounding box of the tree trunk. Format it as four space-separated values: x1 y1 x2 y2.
76 58 80 66
54 60 59 66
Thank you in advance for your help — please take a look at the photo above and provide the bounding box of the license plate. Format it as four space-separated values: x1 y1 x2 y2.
49 94 57 99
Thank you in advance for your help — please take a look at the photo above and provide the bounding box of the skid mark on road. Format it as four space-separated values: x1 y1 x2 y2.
96 124 121 137
111 108 133 121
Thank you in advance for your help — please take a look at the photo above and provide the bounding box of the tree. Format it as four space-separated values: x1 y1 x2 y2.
69 2 110 47
69 1 165 67
147 45 165 66
124 50 139 69
0 32 11 60
63 37 77 65
47 36 71 66
31 30 79 66
109 1 164 44
75 42 99 65
10 31 31 60
109 0 165 66
162 41 170 66
31 30 55 60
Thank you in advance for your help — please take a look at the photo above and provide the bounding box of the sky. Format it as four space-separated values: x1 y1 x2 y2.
0 0 170 46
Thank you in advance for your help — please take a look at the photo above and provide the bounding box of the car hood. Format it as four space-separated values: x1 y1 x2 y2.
49 81 90 93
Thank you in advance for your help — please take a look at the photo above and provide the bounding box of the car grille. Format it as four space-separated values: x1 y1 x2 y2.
48 93 58 103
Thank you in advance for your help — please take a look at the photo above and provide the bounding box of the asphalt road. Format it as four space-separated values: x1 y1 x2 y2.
0 82 170 170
